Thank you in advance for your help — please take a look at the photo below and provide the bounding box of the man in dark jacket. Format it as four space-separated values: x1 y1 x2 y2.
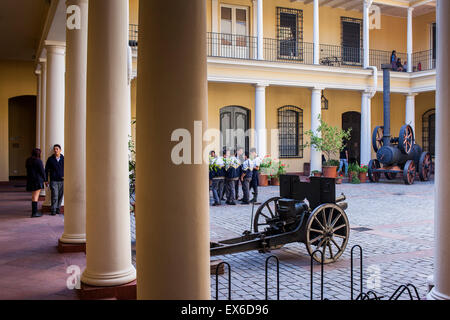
45 144 64 216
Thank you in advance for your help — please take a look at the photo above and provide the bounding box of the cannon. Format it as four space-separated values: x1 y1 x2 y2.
368 64 432 185
210 175 350 264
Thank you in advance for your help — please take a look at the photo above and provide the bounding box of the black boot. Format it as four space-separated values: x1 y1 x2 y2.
31 202 42 218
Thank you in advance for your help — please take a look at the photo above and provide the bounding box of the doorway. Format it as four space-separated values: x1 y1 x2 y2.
8 96 36 178
220 106 250 154
342 111 361 165
422 109 435 157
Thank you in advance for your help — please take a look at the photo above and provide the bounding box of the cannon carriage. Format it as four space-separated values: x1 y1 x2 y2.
210 175 350 264
368 64 432 185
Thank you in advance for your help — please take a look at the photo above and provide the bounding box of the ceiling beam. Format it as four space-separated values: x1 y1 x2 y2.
345 0 363 11
331 0 350 8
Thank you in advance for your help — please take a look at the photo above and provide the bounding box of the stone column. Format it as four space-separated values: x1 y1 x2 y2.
405 93 417 132
59 0 88 251
42 42 66 210
313 0 320 65
363 0 371 68
39 59 47 160
257 0 264 60
428 0 450 300
81 0 136 289
135 0 210 300
311 87 322 172
211 0 219 57
361 91 372 165
35 69 42 149
407 7 414 73
255 83 268 157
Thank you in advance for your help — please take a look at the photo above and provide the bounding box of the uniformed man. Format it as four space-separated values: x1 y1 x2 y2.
210 154 225 206
234 147 244 201
240 152 254 205
250 148 261 203
224 149 240 205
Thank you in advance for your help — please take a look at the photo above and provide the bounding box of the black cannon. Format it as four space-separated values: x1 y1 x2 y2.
368 64 432 185
210 175 350 264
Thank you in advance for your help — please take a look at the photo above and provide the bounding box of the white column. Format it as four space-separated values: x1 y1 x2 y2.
136 0 210 299
313 0 320 65
35 70 42 149
39 59 47 160
407 7 414 73
405 93 417 131
81 0 136 287
311 87 322 172
361 91 372 165
60 0 88 246
363 0 371 68
255 83 267 157
212 0 219 56
257 0 264 60
428 0 450 300
252 0 258 59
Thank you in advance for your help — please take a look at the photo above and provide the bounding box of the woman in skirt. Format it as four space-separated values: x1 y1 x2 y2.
26 148 46 218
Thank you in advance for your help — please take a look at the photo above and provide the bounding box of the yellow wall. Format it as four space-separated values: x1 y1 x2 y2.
413 12 435 53
130 0 139 25
415 91 435 147
0 60 37 181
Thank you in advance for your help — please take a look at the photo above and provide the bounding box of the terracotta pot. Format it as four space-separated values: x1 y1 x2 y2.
359 172 367 183
323 166 338 178
348 172 356 182
271 177 280 186
336 178 343 185
259 174 269 187
313 172 322 177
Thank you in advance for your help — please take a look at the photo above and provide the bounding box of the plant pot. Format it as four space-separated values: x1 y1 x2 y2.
259 174 269 187
336 178 343 185
348 172 356 182
359 172 367 183
323 166 338 178
271 177 280 186
313 172 322 177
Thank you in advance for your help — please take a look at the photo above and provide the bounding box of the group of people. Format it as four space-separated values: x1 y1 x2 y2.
391 50 408 72
209 147 261 206
25 144 64 218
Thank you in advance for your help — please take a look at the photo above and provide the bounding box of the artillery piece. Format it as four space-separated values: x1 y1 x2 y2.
210 175 350 264
368 64 432 185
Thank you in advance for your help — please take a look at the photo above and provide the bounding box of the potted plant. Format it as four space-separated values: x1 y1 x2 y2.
312 170 322 177
269 160 288 186
259 155 272 187
336 174 344 184
359 165 368 183
304 116 352 178
351 174 361 184
348 162 359 182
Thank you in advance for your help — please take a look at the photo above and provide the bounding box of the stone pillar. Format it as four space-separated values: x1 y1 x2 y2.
80 0 136 290
407 7 414 73
135 0 210 300
39 59 47 160
313 0 320 65
363 0 371 68
255 83 268 157
42 43 66 210
257 0 264 60
405 93 417 132
311 87 322 172
59 0 88 252
361 91 372 165
35 69 42 149
428 0 450 300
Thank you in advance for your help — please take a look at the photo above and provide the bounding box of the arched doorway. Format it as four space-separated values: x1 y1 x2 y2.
8 96 36 178
422 109 436 157
342 111 361 164
220 106 250 154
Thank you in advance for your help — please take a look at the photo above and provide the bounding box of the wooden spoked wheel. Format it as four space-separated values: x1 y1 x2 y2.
399 125 415 155
305 203 350 264
419 152 432 181
368 159 381 183
384 172 397 180
403 160 416 185
372 126 384 152
253 197 281 233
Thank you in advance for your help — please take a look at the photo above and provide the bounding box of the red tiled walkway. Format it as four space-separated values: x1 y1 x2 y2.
0 181 84 300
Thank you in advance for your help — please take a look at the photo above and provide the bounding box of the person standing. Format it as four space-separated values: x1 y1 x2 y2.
338 142 349 177
210 154 225 206
234 147 244 201
45 144 64 216
250 148 261 203
26 148 46 218
224 149 240 205
240 152 254 205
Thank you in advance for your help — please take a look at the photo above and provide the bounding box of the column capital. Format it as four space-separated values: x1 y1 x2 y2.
254 82 269 89
35 69 41 76
311 86 325 92
38 57 47 64
408 6 414 14
45 40 66 55
405 92 419 97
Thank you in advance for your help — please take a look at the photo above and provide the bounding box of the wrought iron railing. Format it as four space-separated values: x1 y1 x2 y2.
207 32 257 60
369 49 407 71
129 24 138 47
264 38 314 64
412 50 436 72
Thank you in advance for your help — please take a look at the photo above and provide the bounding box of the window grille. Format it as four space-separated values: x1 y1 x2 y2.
278 106 303 158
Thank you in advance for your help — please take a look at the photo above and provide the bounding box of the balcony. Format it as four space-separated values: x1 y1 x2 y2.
128 25 435 73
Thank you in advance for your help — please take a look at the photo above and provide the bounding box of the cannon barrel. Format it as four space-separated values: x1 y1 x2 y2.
377 144 423 166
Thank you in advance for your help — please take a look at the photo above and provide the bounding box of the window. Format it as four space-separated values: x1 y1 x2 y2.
277 7 303 59
422 109 436 157
220 5 248 47
341 17 362 64
278 106 303 158
432 23 436 61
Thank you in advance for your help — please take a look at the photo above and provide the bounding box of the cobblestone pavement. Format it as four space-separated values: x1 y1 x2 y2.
131 178 435 301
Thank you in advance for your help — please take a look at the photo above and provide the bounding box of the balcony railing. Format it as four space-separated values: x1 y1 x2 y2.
130 27 435 73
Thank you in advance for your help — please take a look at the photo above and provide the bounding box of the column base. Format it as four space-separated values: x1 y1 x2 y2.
58 239 86 254
210 260 224 275
76 280 136 300
42 205 64 214
427 286 450 300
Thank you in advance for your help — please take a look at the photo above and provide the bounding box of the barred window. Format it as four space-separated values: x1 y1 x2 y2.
278 106 303 158
422 109 435 156
277 7 303 59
